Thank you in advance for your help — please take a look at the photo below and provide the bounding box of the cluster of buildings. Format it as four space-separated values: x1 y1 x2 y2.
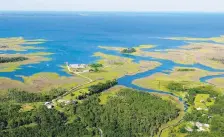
66 62 89 72
44 99 77 109
185 122 210 132
195 122 210 131
57 99 77 105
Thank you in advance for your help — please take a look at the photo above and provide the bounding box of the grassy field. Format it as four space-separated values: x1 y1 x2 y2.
82 52 161 81
1 51 161 98
207 78 224 88
0 72 87 93
63 88 89 100
194 94 215 109
165 35 224 44
19 102 43 112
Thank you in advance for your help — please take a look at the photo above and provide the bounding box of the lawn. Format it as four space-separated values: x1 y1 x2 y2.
194 94 215 110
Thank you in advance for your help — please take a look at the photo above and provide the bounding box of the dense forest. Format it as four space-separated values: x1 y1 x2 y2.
0 88 67 103
0 57 28 63
0 88 180 137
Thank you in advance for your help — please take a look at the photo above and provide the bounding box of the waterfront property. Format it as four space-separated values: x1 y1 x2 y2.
69 64 88 69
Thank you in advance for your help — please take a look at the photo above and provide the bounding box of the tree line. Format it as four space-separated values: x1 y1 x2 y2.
0 57 28 63
88 79 118 94
1 88 67 103
0 88 180 137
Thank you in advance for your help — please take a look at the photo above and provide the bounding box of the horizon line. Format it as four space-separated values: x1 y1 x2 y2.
0 10 224 13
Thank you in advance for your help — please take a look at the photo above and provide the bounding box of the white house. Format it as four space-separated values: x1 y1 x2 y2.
204 124 210 128
44 102 54 109
196 107 202 110
69 64 87 69
196 122 203 128
185 127 193 132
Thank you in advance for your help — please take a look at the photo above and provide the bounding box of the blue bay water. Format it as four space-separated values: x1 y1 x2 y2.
1 12 224 110
0 12 224 82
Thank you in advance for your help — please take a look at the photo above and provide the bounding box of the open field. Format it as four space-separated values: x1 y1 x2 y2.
59 52 161 102
207 78 224 88
165 35 224 44
0 50 161 98
0 72 87 93
81 52 161 81
194 94 215 110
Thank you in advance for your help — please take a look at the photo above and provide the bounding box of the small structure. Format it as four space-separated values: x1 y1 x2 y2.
200 100 205 103
208 115 213 119
69 64 87 69
57 99 77 106
195 122 210 132
196 107 202 110
185 127 193 132
196 122 205 132
196 122 203 128
0 44 8 48
44 102 54 109
204 124 210 128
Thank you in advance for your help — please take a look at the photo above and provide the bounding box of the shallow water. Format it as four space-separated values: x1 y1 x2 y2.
1 12 224 108
1 12 224 78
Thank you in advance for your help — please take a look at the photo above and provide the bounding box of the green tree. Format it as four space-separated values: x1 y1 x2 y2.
90 63 103 72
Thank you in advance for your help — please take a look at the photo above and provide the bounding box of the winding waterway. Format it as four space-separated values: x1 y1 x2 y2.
1 12 224 110
107 50 224 111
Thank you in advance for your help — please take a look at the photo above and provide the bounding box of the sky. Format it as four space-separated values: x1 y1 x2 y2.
0 0 224 12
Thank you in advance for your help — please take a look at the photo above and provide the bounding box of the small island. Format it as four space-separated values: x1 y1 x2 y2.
0 37 52 72
0 57 29 63
121 47 136 53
